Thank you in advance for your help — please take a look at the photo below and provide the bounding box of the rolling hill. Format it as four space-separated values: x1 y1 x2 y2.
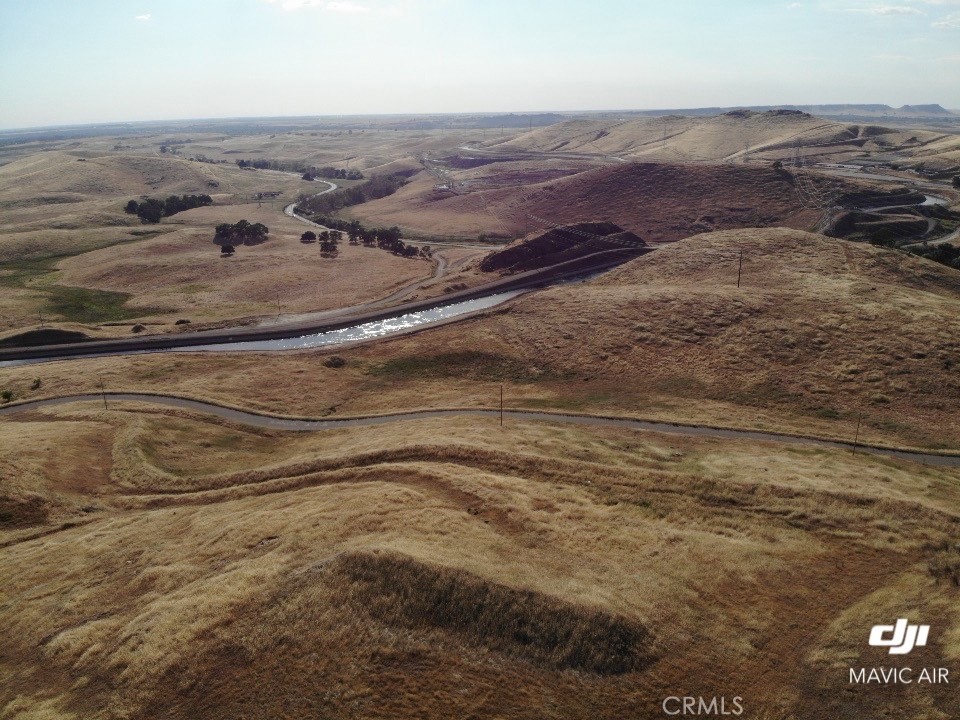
2 227 959 720
344 161 848 242
485 110 960 168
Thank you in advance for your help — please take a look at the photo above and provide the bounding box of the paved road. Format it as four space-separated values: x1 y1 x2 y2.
252 248 486 328
3 393 958 467
282 179 338 223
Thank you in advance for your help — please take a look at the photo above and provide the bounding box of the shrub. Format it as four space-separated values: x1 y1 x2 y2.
929 548 960 586
1 389 12 403
30 378 41 390
323 355 346 368
215 220 268 246
129 193 212 223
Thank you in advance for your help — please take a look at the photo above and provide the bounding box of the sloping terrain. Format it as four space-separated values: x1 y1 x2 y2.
3 227 960 719
479 222 646 273
488 110 958 166
1 405 958 720
347 162 845 242
3 229 958 449
0 150 434 336
0 151 317 260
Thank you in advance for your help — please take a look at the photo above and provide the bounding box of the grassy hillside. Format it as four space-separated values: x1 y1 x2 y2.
489 110 960 167
345 162 848 243
3 227 958 450
3 226 960 719
1 403 957 719
0 150 436 335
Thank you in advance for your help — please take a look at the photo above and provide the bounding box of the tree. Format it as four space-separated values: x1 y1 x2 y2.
220 244 235 256
953 176 960 189
127 193 212 222
215 220 269 246
773 160 784 170
319 230 339 256
136 198 164 223
300 231 316 243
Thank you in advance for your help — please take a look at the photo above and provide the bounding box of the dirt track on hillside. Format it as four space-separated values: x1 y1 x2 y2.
3 393 958 466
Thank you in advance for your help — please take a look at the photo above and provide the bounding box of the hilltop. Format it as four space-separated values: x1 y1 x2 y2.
336 227 960 448
2 228 960 720
485 110 959 168
346 162 845 242
479 222 647 273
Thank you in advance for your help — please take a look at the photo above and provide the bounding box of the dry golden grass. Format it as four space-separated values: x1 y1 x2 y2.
1 404 957 719
0 150 439 334
491 111 957 166
4 227 956 451
3 124 959 720
47 202 433 329
342 162 847 243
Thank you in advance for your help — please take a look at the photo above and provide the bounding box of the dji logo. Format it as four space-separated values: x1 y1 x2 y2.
869 619 930 655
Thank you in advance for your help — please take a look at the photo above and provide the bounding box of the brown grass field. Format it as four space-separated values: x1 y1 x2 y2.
5 228 955 448
2 119 960 719
489 110 960 168
0 150 443 338
1 400 958 719
340 162 853 242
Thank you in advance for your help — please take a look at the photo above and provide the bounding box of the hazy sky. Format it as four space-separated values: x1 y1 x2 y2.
1 0 959 129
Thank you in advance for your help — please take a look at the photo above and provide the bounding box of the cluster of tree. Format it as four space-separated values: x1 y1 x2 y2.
214 220 269 248
303 167 364 181
913 242 960 270
299 216 430 259
235 158 363 180
125 194 213 223
295 171 416 215
236 158 273 170
300 230 342 255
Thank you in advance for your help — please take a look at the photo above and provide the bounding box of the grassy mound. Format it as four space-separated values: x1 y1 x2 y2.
331 551 656 675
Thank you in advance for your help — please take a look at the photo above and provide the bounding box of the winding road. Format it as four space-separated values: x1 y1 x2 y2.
271 182 487 327
2 393 958 467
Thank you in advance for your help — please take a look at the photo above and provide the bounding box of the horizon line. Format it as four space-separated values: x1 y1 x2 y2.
2 103 958 134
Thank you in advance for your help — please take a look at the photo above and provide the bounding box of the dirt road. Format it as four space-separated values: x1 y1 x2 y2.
3 393 957 467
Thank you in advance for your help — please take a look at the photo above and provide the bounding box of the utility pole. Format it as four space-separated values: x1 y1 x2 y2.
500 384 504 427
99 374 108 411
852 411 862 454
737 250 743 288
276 294 281 318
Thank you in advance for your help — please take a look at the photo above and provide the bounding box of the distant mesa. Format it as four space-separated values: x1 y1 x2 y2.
480 222 647 274
722 109 810 119
898 104 951 115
